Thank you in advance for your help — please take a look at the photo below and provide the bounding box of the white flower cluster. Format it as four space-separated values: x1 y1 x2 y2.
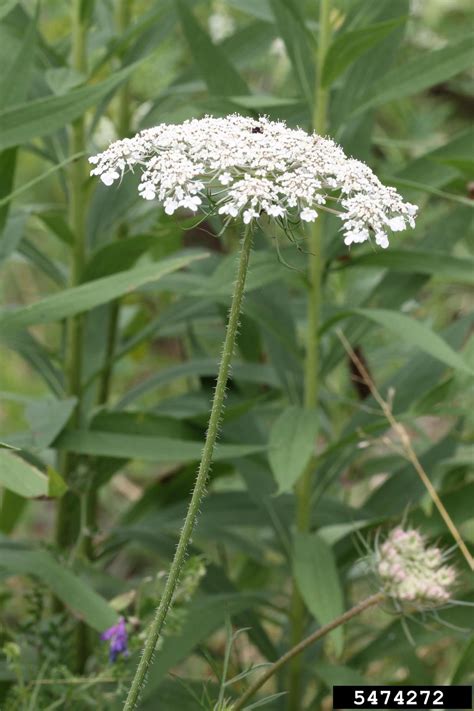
376 527 456 606
89 115 417 248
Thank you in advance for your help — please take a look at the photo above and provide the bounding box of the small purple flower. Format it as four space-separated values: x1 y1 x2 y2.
101 617 128 662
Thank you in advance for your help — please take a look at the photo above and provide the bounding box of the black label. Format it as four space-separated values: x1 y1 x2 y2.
332 685 472 709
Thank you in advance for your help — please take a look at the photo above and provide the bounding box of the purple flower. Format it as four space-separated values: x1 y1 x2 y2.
101 617 128 662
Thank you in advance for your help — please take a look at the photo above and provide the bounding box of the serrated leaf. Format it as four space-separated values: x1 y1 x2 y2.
268 406 318 494
293 532 344 655
322 18 403 87
0 449 48 497
0 252 207 331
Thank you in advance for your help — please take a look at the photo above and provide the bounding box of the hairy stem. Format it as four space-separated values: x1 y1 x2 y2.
123 226 254 711
235 593 384 710
288 1 332 707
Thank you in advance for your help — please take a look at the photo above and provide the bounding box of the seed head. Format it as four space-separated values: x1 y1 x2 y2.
376 527 456 607
89 115 417 249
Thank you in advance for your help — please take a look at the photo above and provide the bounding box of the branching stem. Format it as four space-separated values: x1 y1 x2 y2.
234 593 384 710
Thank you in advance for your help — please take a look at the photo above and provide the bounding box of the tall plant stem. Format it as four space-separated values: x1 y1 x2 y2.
84 0 134 559
55 0 88 550
234 593 384 710
123 226 254 711
288 1 332 707
98 0 132 406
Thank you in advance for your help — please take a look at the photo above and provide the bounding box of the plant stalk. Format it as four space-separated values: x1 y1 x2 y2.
97 0 132 406
55 0 88 550
288 1 332 707
234 593 384 710
123 225 254 711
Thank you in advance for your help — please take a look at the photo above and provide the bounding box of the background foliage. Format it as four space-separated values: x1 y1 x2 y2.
0 0 473 709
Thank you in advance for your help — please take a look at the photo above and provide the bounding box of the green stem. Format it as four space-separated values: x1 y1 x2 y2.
234 593 384 710
55 0 88 550
288 1 332 707
97 0 132 406
123 226 254 711
86 0 133 558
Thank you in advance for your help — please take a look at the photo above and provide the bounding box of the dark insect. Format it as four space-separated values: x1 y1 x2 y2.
251 126 263 134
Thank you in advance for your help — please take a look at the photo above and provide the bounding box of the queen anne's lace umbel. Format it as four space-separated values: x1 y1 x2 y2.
89 115 417 248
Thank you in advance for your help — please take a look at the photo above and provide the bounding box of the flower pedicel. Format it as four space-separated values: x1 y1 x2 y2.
89 114 417 248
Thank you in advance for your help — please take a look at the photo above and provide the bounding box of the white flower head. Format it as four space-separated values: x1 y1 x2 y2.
375 527 456 607
89 114 418 248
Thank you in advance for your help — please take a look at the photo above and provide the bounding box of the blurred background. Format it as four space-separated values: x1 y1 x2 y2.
0 1 473 709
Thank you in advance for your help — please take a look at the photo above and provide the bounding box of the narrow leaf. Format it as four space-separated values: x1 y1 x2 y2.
0 449 48 497
343 250 474 284
0 252 207 331
0 63 138 151
268 406 318 494
293 532 344 655
355 35 474 113
177 0 248 96
356 308 473 375
322 18 403 87
0 544 117 631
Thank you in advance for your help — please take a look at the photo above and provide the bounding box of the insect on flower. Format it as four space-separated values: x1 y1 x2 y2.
89 114 418 248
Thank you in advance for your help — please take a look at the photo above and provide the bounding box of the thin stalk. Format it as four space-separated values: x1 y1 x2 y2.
337 330 474 571
85 0 134 558
234 593 384 711
123 225 254 711
97 0 132 406
55 0 88 549
288 1 332 707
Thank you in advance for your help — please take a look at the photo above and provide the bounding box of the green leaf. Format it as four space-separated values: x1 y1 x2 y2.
0 7 36 106
0 62 138 151
143 593 260 698
451 637 474 684
0 0 17 20
25 397 76 450
268 406 318 494
47 466 68 498
270 0 314 107
54 430 266 464
0 489 27 533
0 544 117 631
82 233 157 282
0 10 35 231
0 252 207 331
354 35 474 113
343 250 474 284
293 532 344 655
355 308 473 375
177 0 249 96
0 449 48 497
322 18 403 87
